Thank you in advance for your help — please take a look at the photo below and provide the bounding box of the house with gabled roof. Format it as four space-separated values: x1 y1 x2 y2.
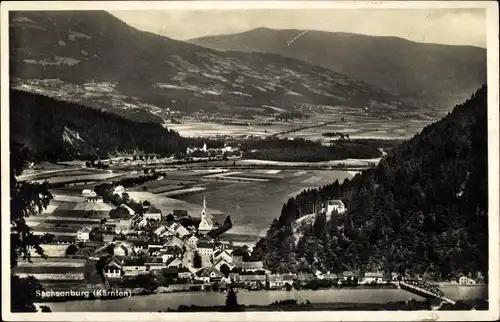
145 257 164 272
166 257 184 268
76 226 92 242
184 234 199 249
144 206 162 221
118 203 135 216
113 243 130 257
104 257 122 278
195 267 224 283
237 261 264 272
155 225 167 236
112 241 134 256
213 248 233 263
267 274 295 289
213 257 235 272
168 222 190 238
160 248 179 263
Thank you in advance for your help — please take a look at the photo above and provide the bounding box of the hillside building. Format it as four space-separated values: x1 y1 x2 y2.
326 199 346 215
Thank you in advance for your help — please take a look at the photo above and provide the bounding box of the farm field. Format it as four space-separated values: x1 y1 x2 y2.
18 167 111 181
31 172 123 185
166 115 433 140
164 121 292 137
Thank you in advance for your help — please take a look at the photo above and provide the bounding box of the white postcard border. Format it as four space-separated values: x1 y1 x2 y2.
1 1 499 321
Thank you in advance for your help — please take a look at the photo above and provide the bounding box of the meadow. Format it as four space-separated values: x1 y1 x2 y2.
166 115 433 140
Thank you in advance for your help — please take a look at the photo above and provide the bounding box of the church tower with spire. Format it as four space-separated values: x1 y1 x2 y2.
201 196 207 221
198 195 213 234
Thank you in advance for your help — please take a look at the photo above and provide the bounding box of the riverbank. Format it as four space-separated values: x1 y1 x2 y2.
42 285 488 312
168 299 489 312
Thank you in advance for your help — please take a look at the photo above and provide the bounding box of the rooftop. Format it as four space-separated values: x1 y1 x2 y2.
239 261 264 270
145 206 162 214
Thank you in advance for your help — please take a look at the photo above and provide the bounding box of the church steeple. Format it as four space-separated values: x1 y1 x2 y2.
201 195 207 220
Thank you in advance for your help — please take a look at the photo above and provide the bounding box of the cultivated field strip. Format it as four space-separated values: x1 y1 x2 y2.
17 260 86 268
16 273 85 280
27 216 101 223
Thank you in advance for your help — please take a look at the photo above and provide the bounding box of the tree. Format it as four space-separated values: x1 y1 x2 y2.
105 244 114 255
219 264 231 278
193 252 202 268
65 244 79 256
10 143 53 312
225 287 241 311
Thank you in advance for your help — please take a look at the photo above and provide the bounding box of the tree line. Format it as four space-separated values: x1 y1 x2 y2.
10 90 185 162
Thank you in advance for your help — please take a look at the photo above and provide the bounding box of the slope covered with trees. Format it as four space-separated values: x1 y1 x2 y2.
10 90 185 161
251 86 488 281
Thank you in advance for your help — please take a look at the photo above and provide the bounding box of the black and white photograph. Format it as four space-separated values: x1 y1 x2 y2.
1 1 499 320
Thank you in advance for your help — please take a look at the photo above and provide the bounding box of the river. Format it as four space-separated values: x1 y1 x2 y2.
45 285 487 312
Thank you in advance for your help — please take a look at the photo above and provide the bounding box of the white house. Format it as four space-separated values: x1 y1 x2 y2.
87 196 104 203
76 226 91 242
113 244 130 257
361 272 385 284
196 267 224 283
144 206 162 221
113 185 125 196
82 189 96 197
114 219 131 235
197 241 215 258
459 276 477 285
198 196 213 234
161 249 178 263
122 265 147 276
326 199 346 215
185 235 199 249
238 261 264 272
267 274 295 289
103 258 122 278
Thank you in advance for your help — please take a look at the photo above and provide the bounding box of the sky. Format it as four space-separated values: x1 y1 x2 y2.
109 8 486 48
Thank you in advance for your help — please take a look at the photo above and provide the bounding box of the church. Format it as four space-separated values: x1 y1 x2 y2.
198 196 213 234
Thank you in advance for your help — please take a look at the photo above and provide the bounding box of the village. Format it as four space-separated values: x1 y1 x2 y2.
21 180 479 302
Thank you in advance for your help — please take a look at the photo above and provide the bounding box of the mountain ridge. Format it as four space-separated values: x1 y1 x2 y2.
189 28 486 107
10 11 434 122
194 27 486 50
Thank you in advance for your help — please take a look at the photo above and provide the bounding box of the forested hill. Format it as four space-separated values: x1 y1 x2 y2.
10 90 185 161
251 86 488 281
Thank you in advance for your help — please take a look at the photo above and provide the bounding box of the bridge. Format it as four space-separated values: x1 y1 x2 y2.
396 280 456 305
